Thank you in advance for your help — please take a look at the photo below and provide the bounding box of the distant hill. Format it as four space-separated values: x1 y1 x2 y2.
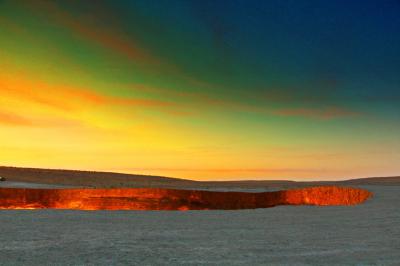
0 166 196 188
338 176 400 185
0 166 399 188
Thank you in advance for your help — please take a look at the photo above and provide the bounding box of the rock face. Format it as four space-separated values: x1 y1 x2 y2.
0 186 372 210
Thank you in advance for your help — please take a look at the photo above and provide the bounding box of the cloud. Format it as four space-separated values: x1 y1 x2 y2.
272 107 362 120
0 69 180 115
0 109 81 128
114 167 323 173
18 0 222 93
126 83 364 120
0 111 33 126
22 0 159 66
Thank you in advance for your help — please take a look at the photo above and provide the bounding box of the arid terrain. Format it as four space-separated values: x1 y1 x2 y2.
1 166 399 189
0 167 399 265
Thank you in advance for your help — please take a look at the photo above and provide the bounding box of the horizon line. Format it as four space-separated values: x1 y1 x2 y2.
1 165 399 183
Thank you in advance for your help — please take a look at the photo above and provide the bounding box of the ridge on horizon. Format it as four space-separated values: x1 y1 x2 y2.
0 166 399 189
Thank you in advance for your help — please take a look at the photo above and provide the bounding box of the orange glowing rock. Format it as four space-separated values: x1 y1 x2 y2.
0 186 372 211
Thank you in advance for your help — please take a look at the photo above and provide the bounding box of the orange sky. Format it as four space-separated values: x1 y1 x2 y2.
1 0 399 180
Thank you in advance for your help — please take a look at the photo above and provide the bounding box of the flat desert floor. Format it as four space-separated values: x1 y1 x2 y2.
0 185 399 265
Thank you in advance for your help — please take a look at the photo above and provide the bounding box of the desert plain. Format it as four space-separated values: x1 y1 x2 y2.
0 167 399 265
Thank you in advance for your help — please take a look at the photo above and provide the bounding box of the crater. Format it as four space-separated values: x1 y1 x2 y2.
0 186 372 210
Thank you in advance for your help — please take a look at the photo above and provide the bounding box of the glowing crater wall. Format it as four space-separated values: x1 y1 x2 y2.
0 186 372 210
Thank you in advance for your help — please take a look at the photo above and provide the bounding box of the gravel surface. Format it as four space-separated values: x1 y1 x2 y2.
0 185 399 265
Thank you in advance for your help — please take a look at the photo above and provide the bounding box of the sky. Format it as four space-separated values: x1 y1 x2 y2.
0 0 399 180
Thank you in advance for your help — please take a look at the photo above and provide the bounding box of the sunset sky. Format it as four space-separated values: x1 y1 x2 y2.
0 0 399 180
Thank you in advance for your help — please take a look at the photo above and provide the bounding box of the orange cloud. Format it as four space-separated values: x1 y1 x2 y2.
114 167 322 174
0 69 176 113
0 108 81 128
0 111 33 126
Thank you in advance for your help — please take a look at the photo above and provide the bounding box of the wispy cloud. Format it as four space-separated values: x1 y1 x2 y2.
114 167 323 173
126 83 363 120
0 111 33 126
20 0 213 91
0 69 180 115
272 107 362 120
0 109 81 128
22 0 159 66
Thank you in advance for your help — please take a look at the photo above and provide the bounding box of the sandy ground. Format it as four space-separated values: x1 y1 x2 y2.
0 185 399 265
